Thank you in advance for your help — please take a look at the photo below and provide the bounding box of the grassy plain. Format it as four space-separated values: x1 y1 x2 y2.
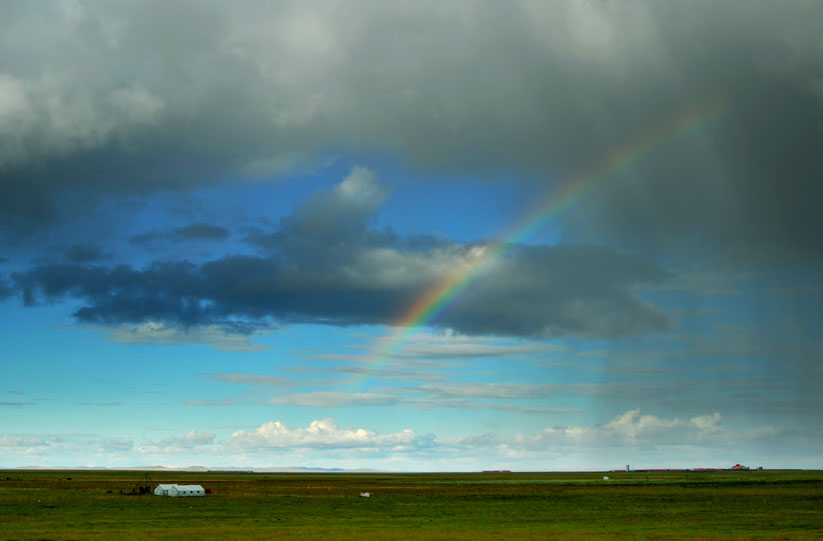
0 469 821 539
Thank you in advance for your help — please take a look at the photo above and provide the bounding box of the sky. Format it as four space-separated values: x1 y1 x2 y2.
1 0 821 471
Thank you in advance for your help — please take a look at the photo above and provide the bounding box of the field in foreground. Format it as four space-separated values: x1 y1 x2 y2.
1 469 822 539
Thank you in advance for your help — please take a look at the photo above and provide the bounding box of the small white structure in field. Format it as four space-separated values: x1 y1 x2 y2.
154 484 176 496
155 484 205 497
603 476 609 481
359 492 370 498
169 485 205 497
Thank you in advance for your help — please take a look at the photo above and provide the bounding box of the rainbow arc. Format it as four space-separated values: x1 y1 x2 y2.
357 96 728 378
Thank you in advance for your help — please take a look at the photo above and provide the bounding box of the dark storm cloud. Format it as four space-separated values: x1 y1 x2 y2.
12 170 669 338
64 243 105 263
130 222 230 247
0 1 820 261
0 275 11 301
174 223 230 241
14 245 669 337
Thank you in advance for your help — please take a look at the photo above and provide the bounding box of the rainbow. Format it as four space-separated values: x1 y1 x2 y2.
361 95 728 368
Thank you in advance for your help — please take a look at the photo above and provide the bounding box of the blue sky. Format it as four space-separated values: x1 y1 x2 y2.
1 0 821 471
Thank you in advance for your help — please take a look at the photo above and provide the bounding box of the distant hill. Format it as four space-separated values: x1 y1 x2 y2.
11 465 386 473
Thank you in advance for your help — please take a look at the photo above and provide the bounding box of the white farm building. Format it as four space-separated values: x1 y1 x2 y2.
154 484 205 497
154 484 176 496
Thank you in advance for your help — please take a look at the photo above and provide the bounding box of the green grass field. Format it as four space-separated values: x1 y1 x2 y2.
1 469 821 539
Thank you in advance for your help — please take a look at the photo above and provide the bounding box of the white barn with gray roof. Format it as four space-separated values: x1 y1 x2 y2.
154 484 205 497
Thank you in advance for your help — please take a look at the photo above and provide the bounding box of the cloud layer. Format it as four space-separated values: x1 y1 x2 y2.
0 1 820 261
4 412 819 470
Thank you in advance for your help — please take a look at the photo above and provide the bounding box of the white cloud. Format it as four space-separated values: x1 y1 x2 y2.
369 331 564 360
230 418 416 449
266 393 399 408
97 438 135 452
196 386 579 414
601 409 722 443
133 430 217 454
0 435 47 447
443 410 726 452
0 74 33 167
0 74 30 121
0 73 164 168
307 330 566 364
158 430 216 448
742 425 781 440
309 365 448 384
211 373 293 387
102 322 268 351
689 412 723 432
184 398 237 407
413 383 558 400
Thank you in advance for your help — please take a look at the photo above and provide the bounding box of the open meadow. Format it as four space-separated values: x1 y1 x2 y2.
1 469 821 539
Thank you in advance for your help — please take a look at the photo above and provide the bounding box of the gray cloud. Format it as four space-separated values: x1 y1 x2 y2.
443 410 725 450
64 243 105 263
13 169 669 338
263 391 575 414
173 223 230 241
156 430 215 449
0 1 819 262
0 274 11 301
266 392 401 409
0 435 46 446
211 373 293 387
97 438 135 452
130 222 230 247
